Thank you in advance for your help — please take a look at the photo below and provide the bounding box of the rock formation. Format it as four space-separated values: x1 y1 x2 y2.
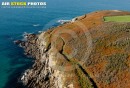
19 10 130 88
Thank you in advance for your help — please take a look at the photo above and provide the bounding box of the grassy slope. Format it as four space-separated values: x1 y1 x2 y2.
104 15 130 22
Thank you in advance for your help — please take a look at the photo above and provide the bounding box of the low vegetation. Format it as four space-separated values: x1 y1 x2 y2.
104 15 130 22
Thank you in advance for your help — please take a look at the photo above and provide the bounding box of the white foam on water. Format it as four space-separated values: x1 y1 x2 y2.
33 24 40 27
57 20 71 24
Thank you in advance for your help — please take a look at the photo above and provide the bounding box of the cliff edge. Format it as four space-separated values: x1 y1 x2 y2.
19 10 130 88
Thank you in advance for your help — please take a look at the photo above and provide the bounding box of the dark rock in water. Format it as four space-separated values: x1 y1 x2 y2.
14 40 22 45
20 42 25 47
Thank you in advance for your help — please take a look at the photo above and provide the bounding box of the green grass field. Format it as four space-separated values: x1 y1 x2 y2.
104 15 130 22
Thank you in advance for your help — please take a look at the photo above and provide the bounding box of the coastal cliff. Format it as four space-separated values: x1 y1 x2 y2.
19 10 130 88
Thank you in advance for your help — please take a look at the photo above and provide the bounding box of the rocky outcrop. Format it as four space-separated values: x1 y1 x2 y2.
19 10 130 88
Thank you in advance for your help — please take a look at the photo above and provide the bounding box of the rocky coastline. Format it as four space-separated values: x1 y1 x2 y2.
18 10 130 88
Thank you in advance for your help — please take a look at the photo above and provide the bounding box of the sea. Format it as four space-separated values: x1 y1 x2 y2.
0 0 130 88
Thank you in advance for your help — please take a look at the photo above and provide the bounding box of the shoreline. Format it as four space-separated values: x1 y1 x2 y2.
18 10 130 88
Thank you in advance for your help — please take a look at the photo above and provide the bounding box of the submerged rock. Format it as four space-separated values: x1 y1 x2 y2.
14 40 22 45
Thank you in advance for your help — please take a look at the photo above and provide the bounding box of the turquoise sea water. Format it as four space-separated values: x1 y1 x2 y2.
0 0 130 88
